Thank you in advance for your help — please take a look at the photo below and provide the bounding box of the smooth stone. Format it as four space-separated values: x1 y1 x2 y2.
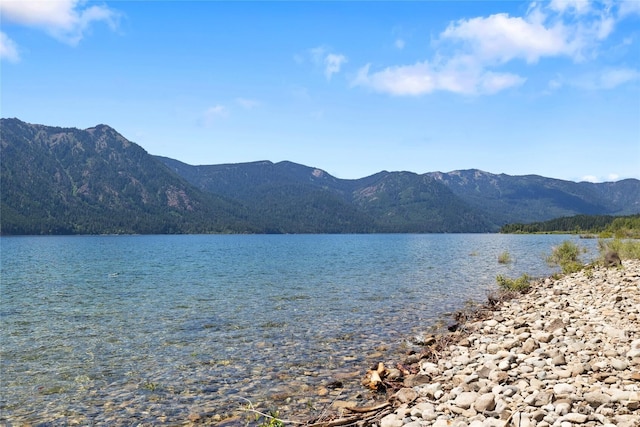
454 391 479 410
552 354 567 366
522 338 538 354
380 413 403 427
532 391 553 407
553 383 576 395
611 358 629 371
473 393 496 412
554 402 571 415
583 391 610 407
487 344 501 354
562 413 588 423
395 388 418 404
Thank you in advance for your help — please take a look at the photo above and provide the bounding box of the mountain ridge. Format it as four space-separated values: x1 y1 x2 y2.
2 118 639 235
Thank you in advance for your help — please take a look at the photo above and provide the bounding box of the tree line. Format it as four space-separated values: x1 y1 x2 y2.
500 214 640 238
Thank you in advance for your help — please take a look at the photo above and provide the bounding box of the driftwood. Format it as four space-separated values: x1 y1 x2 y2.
361 362 387 391
306 402 392 427
345 402 391 413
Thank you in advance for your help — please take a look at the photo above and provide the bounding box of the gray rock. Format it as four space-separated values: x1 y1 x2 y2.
584 391 610 408
395 387 418 404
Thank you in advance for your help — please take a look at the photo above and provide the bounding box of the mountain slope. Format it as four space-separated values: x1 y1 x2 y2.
157 157 495 232
0 118 253 234
349 171 494 232
427 169 640 225
3 119 639 235
157 157 377 233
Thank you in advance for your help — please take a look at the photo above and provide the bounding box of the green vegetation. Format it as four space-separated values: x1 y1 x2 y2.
496 274 531 292
599 216 640 239
141 381 160 391
497 251 512 264
546 240 586 274
257 412 285 427
501 214 640 238
598 238 640 261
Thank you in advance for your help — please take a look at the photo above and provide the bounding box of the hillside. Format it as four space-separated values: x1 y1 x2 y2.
2 118 639 235
0 118 254 234
157 157 494 233
427 169 640 225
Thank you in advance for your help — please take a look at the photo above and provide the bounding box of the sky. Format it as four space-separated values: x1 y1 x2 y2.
1 0 639 183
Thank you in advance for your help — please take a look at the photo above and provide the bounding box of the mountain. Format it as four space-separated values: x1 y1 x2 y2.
0 118 254 234
427 169 640 225
2 118 639 235
157 157 495 232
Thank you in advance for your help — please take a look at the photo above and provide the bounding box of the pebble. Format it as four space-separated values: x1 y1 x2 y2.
379 260 640 426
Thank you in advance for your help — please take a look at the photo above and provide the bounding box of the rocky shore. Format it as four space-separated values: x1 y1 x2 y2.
338 259 640 427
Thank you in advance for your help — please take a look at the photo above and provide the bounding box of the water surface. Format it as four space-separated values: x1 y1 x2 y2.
0 234 598 424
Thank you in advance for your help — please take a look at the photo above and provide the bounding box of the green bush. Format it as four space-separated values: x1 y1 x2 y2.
496 274 531 292
598 238 640 260
498 251 512 264
546 240 585 274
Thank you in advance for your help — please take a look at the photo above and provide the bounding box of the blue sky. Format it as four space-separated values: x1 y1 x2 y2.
1 1 639 182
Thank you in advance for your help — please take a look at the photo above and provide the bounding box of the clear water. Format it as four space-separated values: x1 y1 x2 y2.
0 234 598 424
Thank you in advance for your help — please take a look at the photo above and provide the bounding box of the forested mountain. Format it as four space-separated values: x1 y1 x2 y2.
427 169 640 225
157 157 494 233
0 118 255 234
2 118 639 235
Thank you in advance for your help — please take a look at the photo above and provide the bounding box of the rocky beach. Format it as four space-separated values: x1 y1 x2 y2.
322 259 640 427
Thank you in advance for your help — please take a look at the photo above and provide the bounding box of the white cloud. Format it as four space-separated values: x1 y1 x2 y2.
0 0 120 46
308 46 347 80
353 57 526 96
581 175 599 183
324 53 347 80
200 105 229 127
581 173 622 183
395 38 405 50
235 98 260 109
574 67 640 89
618 0 640 17
353 62 435 96
0 31 20 62
598 67 640 88
479 71 528 94
353 0 632 97
440 12 578 64
549 0 592 15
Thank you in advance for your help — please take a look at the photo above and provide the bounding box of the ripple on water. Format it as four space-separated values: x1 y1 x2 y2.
0 234 599 424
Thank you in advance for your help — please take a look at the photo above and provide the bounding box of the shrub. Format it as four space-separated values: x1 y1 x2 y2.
546 240 585 274
496 274 531 292
598 238 640 261
498 251 512 264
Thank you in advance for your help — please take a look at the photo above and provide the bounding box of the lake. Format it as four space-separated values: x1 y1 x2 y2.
0 234 599 424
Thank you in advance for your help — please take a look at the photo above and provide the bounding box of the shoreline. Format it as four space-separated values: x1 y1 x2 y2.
297 260 640 427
